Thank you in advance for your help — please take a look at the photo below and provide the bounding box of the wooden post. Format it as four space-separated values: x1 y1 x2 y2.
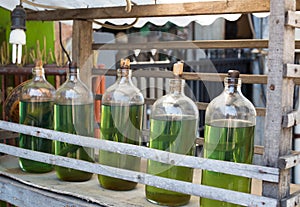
263 0 296 202
72 20 93 89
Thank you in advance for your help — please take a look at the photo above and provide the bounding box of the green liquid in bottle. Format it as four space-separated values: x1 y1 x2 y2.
200 119 255 207
146 115 197 206
98 104 143 190
19 100 54 173
54 103 94 181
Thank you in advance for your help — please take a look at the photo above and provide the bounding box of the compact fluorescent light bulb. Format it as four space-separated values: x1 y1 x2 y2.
9 4 26 64
9 29 26 64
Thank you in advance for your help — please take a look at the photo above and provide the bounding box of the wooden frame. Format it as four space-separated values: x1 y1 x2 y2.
1 0 300 206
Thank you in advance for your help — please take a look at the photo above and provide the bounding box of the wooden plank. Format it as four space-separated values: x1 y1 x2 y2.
0 121 279 182
281 190 300 207
282 110 300 128
279 152 300 169
92 69 269 84
26 0 270 21
0 65 67 75
72 20 93 89
93 40 300 50
286 10 300 28
93 39 270 50
284 63 300 78
262 0 296 202
0 152 277 207
0 176 102 207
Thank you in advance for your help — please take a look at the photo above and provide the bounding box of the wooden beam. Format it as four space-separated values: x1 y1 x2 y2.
93 39 270 50
26 0 270 21
93 39 300 50
72 20 93 89
262 0 295 202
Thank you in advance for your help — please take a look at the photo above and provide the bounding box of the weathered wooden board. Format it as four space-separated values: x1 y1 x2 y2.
0 121 279 182
0 156 277 207
93 40 300 50
26 0 270 21
72 20 93 90
262 0 296 202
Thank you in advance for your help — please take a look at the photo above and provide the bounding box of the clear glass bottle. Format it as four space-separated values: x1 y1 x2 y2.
98 60 144 190
54 63 95 182
19 61 55 173
200 70 256 207
146 79 199 206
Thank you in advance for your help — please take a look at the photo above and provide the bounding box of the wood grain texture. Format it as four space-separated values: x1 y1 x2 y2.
0 121 279 182
0 154 277 207
72 20 93 89
262 0 296 201
26 0 270 21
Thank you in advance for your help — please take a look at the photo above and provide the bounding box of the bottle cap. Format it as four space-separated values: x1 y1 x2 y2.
227 69 240 84
69 62 78 73
228 70 240 78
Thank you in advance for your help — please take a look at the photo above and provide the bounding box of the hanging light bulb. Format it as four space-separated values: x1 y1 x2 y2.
9 4 26 64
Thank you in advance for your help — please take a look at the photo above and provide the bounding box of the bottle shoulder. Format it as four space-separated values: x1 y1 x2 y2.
102 82 144 105
151 93 198 119
205 91 256 124
55 80 93 104
21 79 55 101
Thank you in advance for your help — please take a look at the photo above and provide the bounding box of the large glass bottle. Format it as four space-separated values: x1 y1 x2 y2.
54 63 95 182
200 70 256 207
19 60 55 173
98 59 144 190
146 79 199 206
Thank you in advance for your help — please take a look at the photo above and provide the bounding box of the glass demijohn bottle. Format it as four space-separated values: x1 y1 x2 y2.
19 60 55 173
200 70 256 207
54 63 95 181
146 62 199 206
98 59 144 190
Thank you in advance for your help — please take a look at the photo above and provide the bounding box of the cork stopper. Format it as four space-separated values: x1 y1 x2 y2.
69 62 78 73
120 58 130 69
173 61 184 77
35 60 43 68
228 70 240 78
227 69 240 84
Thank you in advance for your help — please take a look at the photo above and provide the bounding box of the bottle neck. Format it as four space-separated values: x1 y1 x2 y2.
224 77 242 93
117 68 133 84
169 79 185 95
68 68 80 82
32 67 45 81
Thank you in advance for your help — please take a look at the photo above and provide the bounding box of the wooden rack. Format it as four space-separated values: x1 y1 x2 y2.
1 0 300 206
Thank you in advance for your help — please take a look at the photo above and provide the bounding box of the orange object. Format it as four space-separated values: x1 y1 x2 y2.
93 64 106 138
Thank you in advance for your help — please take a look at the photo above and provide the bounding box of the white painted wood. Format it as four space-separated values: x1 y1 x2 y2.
0 121 279 182
0 152 277 207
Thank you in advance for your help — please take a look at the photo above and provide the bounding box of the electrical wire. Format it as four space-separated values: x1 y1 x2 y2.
59 22 71 64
